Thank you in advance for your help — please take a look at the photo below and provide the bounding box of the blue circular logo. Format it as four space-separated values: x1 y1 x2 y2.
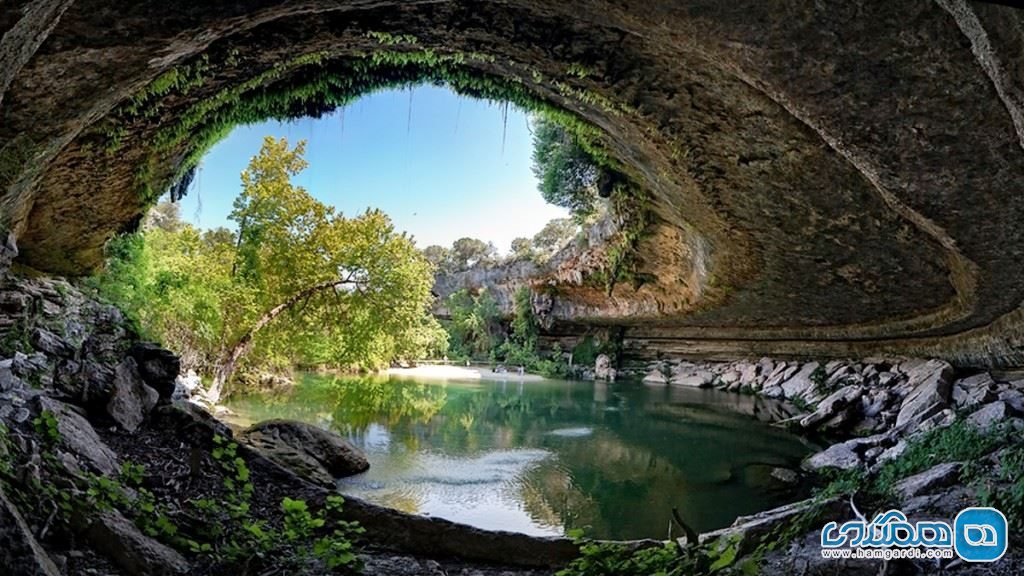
954 507 1008 562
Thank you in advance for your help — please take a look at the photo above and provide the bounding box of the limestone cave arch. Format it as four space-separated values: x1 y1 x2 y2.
3 0 1024 368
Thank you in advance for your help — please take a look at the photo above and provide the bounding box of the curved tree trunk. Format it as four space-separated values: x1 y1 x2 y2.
206 276 355 403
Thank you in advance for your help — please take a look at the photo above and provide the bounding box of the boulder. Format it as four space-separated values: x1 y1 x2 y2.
698 497 843 557
763 363 797 390
239 419 369 487
740 362 761 389
0 361 21 392
894 359 953 432
861 389 893 418
153 401 232 445
799 385 863 430
642 368 668 384
87 510 189 575
877 371 899 387
32 396 119 476
594 354 616 382
29 328 75 358
893 462 961 500
0 486 61 576
804 442 861 471
129 343 181 401
780 362 820 400
917 408 956 434
967 401 1012 430
672 371 713 387
952 373 997 409
998 389 1024 414
106 357 159 433
875 440 908 466
719 370 741 386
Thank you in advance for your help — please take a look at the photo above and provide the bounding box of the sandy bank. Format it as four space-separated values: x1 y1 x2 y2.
386 364 549 382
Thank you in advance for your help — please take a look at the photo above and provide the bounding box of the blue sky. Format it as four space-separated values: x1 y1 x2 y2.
175 85 567 253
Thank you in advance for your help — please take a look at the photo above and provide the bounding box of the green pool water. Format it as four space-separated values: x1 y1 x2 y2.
224 372 819 540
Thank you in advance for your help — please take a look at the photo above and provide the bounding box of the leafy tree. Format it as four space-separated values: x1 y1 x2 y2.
206 137 435 399
421 244 453 274
509 237 535 262
449 237 497 271
532 218 578 261
94 137 437 401
444 289 502 359
531 115 601 220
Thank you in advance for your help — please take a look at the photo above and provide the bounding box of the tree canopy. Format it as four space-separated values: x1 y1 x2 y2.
94 137 444 400
531 115 601 221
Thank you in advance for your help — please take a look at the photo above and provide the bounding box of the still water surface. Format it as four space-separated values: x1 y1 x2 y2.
225 373 818 540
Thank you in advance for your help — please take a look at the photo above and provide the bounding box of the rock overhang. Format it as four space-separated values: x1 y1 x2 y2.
2 0 1024 367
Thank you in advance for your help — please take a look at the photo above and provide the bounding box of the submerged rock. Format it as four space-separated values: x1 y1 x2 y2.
239 419 369 487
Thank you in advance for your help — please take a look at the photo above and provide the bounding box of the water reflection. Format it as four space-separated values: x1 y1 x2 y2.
225 374 819 539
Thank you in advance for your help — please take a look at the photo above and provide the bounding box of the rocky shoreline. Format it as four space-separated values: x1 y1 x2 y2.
1 266 1021 575
633 357 1024 574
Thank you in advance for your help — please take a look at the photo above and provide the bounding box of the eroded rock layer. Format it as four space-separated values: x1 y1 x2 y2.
3 1 1024 366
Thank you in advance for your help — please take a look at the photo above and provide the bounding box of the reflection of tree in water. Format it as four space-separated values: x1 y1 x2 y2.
228 375 814 540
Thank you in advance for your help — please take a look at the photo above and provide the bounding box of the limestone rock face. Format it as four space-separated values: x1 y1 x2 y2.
239 419 369 487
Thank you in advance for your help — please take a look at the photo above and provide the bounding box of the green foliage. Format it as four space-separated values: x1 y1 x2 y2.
447 237 498 271
571 336 600 368
556 535 753 576
508 237 536 262
92 138 438 396
0 423 12 478
557 541 687 576
190 435 364 571
33 410 60 444
872 420 1006 498
444 289 502 359
120 461 146 486
366 31 419 46
976 448 1024 532
531 115 601 221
